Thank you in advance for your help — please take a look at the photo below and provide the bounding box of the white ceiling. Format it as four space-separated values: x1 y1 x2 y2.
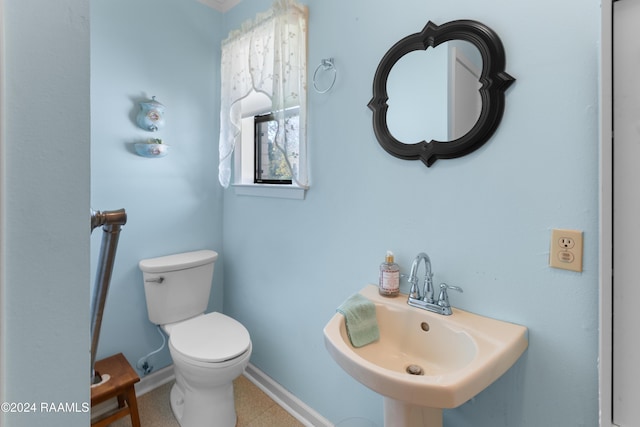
197 0 242 12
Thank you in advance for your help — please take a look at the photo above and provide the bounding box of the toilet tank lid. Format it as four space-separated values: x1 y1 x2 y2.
139 250 218 273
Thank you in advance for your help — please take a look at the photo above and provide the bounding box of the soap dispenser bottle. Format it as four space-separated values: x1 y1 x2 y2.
379 251 400 297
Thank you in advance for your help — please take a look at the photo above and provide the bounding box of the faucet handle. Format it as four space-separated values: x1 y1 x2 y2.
403 273 420 299
437 283 463 308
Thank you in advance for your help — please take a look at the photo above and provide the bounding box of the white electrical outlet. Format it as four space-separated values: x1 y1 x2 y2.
549 229 583 272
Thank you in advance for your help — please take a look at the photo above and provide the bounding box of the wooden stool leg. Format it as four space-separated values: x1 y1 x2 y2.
116 394 125 409
124 387 141 427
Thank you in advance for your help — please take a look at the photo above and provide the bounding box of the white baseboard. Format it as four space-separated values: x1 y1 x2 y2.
244 363 333 427
135 364 175 396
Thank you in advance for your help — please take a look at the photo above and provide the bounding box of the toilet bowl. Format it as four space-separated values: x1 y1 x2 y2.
166 312 252 427
139 250 252 427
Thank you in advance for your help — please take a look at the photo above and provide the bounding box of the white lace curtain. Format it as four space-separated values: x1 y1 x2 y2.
218 0 308 188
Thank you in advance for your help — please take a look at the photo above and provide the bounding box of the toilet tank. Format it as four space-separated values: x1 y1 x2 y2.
139 250 218 325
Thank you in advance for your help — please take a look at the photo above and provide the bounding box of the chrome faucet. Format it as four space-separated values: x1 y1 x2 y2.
407 252 463 315
407 252 434 303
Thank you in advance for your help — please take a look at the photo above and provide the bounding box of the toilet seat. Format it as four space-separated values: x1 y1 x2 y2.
169 312 251 363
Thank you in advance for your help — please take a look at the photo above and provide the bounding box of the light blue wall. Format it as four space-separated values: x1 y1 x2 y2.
222 0 600 426
1 0 600 426
2 0 91 426
90 0 223 370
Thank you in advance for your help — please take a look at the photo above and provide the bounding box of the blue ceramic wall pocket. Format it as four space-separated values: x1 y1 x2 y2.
134 138 169 158
134 96 169 158
136 96 165 131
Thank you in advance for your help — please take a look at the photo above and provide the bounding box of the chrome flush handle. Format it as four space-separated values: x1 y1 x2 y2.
145 277 164 284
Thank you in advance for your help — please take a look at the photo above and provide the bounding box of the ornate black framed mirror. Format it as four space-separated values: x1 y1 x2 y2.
368 20 515 167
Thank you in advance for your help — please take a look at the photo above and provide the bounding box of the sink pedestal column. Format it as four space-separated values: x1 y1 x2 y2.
383 398 442 427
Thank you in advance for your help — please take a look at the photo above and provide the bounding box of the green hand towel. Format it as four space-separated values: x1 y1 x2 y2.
336 293 379 348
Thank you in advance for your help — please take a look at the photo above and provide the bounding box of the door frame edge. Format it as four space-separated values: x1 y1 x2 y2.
599 0 614 425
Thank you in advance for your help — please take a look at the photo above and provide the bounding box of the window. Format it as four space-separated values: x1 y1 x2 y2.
254 108 299 184
218 0 308 199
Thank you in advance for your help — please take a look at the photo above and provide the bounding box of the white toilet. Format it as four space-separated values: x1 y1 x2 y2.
139 249 252 427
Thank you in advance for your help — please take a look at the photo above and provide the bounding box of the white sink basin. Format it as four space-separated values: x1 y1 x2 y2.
323 285 528 426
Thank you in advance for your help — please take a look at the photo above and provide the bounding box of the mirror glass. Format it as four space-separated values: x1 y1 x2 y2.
386 41 482 144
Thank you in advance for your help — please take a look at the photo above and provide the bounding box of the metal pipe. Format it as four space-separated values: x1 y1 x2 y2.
90 209 127 384
91 208 127 232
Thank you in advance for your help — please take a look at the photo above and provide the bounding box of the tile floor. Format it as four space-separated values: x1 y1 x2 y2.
106 375 304 427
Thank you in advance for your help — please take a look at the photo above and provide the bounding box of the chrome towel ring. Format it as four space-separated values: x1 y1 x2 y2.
313 58 337 93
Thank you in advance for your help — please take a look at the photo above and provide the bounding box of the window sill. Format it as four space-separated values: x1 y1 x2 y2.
232 183 307 200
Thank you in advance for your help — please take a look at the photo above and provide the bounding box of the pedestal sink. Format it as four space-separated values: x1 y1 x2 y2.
323 285 528 427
